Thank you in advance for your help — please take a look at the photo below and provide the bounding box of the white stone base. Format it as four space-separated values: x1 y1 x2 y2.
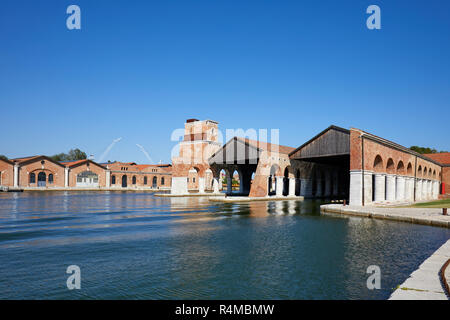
171 177 188 195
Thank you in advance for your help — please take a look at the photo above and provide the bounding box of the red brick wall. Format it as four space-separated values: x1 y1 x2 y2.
442 167 450 194
68 163 107 187
350 128 442 180
19 159 65 187
0 160 14 186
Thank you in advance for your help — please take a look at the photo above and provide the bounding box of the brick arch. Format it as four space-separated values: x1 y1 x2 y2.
433 169 437 179
373 155 384 173
270 164 281 177
406 162 413 176
396 160 405 175
417 165 422 177
386 158 395 174
423 167 428 178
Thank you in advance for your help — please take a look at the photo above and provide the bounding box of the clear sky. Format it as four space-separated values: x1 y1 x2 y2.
1 0 449 163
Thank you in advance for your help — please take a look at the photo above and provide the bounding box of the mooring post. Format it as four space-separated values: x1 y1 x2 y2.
443 208 448 216
343 199 346 207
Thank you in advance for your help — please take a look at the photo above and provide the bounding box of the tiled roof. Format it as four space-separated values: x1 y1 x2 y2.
239 138 295 155
423 153 450 165
11 155 41 163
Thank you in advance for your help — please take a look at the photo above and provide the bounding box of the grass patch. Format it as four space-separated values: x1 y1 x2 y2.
405 199 450 208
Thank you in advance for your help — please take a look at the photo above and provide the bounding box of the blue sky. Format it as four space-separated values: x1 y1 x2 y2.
1 0 449 163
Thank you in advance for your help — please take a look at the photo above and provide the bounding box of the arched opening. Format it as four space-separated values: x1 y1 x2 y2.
397 161 405 175
143 176 147 185
76 171 99 187
219 169 227 191
295 169 301 196
231 169 241 193
152 176 157 188
48 174 54 184
29 172 36 184
386 158 395 174
161 177 165 185
112 175 116 185
417 165 422 177
407 163 413 176
188 167 199 191
122 175 127 188
433 170 436 179
132 176 137 185
37 172 46 187
423 167 428 178
268 164 280 196
373 155 383 172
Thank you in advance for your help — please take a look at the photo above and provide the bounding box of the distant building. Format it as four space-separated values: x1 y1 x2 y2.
0 156 171 190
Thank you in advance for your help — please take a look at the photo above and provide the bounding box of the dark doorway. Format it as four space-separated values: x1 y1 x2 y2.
37 172 46 187
122 175 127 188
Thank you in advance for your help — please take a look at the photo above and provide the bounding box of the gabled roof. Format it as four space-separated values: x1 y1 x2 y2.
241 138 295 155
11 155 66 168
423 153 450 166
60 159 106 169
209 136 294 165
289 125 350 158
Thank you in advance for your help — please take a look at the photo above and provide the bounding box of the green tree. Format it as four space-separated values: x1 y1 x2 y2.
410 146 448 154
0 155 8 161
50 149 87 162
67 148 87 160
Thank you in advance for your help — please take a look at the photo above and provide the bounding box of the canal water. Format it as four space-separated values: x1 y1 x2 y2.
0 191 448 300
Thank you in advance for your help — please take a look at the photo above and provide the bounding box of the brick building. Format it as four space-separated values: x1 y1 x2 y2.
170 120 446 205
422 153 450 195
0 156 171 190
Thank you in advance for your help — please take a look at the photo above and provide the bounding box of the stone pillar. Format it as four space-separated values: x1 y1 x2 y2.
421 179 427 200
349 170 362 206
213 177 219 194
301 178 313 197
396 176 406 201
386 174 396 202
276 176 284 196
106 170 111 188
227 174 232 194
428 180 432 199
324 173 331 197
374 173 386 202
405 177 414 202
415 179 422 201
13 165 19 188
171 177 188 195
289 178 296 197
64 167 69 188
198 177 205 194
316 178 323 197
363 172 373 205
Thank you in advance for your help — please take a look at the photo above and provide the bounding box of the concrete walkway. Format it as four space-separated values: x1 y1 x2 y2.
321 204 450 228
389 239 450 300
209 195 304 202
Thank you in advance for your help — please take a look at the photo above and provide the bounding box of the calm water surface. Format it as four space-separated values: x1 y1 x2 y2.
0 191 448 299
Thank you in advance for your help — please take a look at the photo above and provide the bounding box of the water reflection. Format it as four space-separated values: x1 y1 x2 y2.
0 191 448 299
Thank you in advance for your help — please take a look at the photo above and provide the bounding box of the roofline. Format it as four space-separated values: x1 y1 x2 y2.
63 159 107 169
289 125 350 157
0 158 14 165
356 129 444 167
208 137 262 164
12 155 66 168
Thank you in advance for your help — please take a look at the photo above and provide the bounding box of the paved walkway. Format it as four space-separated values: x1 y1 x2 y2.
321 204 450 228
389 239 450 300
